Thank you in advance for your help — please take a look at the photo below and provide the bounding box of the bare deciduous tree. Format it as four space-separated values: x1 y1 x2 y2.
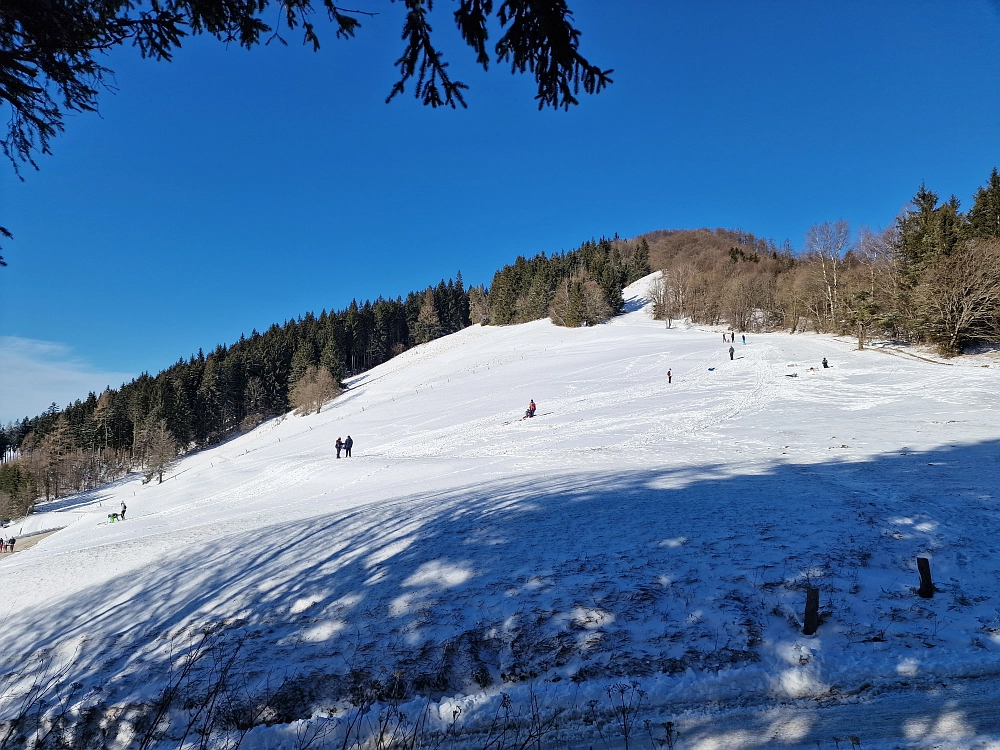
289 366 340 416
804 220 852 330
915 239 1000 354
413 288 442 344
140 420 178 484
468 286 488 325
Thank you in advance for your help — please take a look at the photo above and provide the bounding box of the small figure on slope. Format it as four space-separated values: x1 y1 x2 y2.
729 346 735 360
822 357 829 368
335 437 343 458
524 400 537 419
667 369 672 384
344 435 353 457
120 502 127 521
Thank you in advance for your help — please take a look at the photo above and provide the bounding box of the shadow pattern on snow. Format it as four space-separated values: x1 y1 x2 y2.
3 440 1000 745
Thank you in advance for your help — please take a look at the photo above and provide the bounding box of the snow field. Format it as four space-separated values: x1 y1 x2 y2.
3 274 1000 748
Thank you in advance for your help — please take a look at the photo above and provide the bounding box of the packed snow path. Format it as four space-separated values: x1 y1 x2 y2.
3 275 1000 749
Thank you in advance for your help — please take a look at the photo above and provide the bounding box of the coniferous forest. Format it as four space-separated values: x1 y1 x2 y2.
0 236 647 514
2 168 1000 517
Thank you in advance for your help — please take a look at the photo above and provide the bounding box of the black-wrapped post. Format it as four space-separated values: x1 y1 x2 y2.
803 587 820 635
917 557 934 598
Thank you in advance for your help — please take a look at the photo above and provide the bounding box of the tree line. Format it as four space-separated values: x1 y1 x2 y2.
0 276 472 516
648 167 1000 355
3 168 999 517
479 235 652 327
0 236 651 516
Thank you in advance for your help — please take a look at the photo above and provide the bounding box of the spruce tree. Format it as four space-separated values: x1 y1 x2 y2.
319 339 345 385
289 343 317 386
896 183 942 282
969 167 1000 240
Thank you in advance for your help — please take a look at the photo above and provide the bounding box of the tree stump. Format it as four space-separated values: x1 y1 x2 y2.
803 587 820 635
917 557 934 598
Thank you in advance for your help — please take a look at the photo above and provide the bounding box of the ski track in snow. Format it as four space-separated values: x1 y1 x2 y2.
3 274 1000 749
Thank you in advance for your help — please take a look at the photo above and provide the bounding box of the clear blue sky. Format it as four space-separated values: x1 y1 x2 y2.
2 0 1000 421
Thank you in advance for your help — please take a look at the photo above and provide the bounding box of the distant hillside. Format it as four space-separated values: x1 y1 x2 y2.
5 162 1000 515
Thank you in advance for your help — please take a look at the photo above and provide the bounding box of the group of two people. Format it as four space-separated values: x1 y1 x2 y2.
1 536 15 553
335 435 354 458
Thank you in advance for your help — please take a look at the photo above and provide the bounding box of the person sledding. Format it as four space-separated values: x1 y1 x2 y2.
523 399 537 419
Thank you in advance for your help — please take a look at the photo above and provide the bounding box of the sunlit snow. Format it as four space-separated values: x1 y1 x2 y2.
3 274 1000 748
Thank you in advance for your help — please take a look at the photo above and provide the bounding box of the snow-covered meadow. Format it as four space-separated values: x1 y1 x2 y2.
3 275 1000 749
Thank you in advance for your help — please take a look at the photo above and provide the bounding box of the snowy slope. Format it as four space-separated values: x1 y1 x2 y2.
3 273 1000 749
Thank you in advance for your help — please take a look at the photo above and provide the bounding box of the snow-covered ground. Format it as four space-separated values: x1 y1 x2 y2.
3 274 1000 749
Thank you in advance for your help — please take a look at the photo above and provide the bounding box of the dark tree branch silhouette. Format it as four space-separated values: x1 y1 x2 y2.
0 0 611 174
0 0 610 263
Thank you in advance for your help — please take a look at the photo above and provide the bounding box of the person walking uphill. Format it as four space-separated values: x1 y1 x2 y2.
729 346 735 360
335 437 343 458
344 435 353 457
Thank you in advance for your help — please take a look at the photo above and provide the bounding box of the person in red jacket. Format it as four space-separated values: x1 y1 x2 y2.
524 400 536 419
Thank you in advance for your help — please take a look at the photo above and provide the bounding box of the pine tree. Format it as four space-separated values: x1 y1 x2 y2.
896 183 942 282
92 390 114 451
289 342 317 385
195 358 224 444
969 167 1000 240
319 339 345 385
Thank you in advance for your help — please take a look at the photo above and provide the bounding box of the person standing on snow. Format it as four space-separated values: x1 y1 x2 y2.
120 502 127 521
524 400 536 419
335 437 343 458
344 435 353 457
822 357 829 368
742 334 746 345
668 369 672 384
729 346 735 360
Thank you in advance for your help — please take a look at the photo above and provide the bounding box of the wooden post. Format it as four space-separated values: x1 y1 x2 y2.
803 587 820 635
917 557 934 598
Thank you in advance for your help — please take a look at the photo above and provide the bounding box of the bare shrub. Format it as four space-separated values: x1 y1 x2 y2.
239 413 266 432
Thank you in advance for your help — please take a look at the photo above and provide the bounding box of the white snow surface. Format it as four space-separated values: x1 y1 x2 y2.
4 273 1000 749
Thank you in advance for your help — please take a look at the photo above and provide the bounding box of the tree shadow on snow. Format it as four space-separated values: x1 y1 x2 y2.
3 439 1000 745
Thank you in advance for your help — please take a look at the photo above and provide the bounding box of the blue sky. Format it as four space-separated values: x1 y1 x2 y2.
2 0 1000 421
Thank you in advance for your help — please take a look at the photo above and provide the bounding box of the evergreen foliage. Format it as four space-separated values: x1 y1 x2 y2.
6 166 1000 512
969 167 1000 240
644 169 1000 356
485 235 651 327
0 274 471 505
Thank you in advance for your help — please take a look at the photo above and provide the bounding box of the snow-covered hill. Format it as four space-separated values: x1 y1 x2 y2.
3 274 1000 749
